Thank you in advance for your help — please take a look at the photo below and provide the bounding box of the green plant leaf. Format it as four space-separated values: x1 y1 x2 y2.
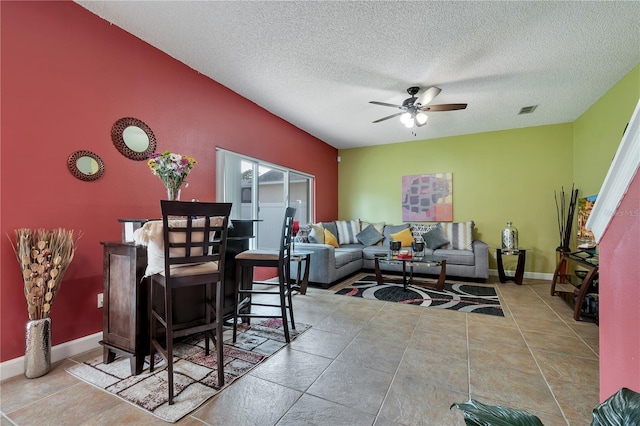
591 387 640 426
451 399 544 426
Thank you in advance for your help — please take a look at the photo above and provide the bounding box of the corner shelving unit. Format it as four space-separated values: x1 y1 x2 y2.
550 250 599 323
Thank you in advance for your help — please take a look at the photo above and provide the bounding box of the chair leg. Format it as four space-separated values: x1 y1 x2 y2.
215 279 224 388
278 269 290 343
165 286 174 405
204 283 211 356
284 262 296 330
149 280 156 373
233 263 241 343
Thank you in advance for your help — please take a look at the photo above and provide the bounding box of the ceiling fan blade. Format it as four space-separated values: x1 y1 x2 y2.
417 86 442 105
372 112 404 123
369 101 403 109
420 103 467 112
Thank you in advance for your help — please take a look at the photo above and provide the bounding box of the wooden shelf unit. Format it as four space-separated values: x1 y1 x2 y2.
550 251 599 322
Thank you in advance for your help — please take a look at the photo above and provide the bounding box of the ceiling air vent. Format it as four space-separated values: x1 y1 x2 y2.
518 105 538 115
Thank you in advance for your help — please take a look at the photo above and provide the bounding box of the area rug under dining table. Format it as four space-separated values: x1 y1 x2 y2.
335 275 504 317
66 319 310 423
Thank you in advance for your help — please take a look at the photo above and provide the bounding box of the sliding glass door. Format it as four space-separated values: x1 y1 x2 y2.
217 149 313 249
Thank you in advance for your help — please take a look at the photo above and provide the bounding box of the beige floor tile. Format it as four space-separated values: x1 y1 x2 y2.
357 321 416 347
470 364 563 417
467 322 527 347
414 313 468 337
277 393 375 426
336 335 406 374
6 382 122 425
306 360 393 415
409 329 469 360
288 328 353 359
468 340 539 375
522 330 598 359
192 375 301 425
249 347 332 392
396 347 469 394
531 349 599 387
379 377 467 425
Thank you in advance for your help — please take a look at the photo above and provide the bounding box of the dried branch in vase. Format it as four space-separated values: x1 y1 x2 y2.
554 185 579 251
11 228 81 320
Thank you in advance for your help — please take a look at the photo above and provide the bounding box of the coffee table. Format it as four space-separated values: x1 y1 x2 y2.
374 254 447 291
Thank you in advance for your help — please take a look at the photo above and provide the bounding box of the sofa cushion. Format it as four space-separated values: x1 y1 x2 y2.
440 221 474 250
383 223 410 246
422 224 450 249
357 224 384 246
390 227 415 247
324 228 339 248
336 246 363 263
308 223 325 244
335 220 360 245
433 248 475 266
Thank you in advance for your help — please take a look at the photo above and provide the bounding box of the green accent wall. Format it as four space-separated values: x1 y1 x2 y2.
573 65 640 196
338 64 639 274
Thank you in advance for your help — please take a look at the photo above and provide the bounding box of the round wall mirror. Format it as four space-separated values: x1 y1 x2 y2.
68 150 105 181
111 117 157 161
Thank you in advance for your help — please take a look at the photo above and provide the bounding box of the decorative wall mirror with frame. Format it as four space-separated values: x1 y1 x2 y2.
111 117 157 161
68 150 105 181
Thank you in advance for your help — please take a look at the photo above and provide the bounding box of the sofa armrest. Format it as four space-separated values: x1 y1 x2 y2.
472 240 489 279
292 242 336 269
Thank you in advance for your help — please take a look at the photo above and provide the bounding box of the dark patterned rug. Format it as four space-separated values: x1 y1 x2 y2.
66 319 310 423
336 275 504 317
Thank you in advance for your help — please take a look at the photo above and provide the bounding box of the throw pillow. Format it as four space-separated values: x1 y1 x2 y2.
324 228 339 248
383 223 410 246
390 227 415 247
439 221 475 250
335 220 360 245
295 224 311 243
360 221 385 245
308 223 325 244
356 224 384 246
422 224 450 250
322 221 339 241
410 223 436 242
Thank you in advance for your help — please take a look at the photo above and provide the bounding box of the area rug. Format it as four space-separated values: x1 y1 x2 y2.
336 275 504 317
66 319 310 423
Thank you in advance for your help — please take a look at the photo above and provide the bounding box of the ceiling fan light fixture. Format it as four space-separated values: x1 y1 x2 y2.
400 112 412 125
416 112 428 125
404 117 415 128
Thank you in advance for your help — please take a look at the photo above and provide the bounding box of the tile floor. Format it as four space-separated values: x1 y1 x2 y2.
0 274 599 425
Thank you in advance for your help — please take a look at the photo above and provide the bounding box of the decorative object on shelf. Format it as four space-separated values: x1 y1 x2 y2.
501 221 519 249
412 241 425 256
111 117 157 161
147 151 197 201
67 150 105 181
11 228 80 378
554 185 579 254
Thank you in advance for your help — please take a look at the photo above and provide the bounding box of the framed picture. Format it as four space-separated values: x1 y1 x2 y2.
577 194 597 249
402 173 453 222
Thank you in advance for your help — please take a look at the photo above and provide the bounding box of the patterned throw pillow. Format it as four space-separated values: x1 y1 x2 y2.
390 227 415 247
422 224 450 249
439 221 475 250
410 223 437 242
356 224 384 246
383 223 410 246
335 220 360 245
295 224 311 243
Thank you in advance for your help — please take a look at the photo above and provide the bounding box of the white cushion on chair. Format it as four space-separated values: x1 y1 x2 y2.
159 261 220 277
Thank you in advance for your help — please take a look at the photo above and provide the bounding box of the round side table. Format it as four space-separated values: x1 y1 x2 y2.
496 248 526 285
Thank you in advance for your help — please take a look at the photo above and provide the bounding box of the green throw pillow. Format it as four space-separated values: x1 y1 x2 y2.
422 224 450 249
356 224 384 246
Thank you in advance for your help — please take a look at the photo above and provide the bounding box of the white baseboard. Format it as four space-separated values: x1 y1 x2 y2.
0 332 102 381
488 269 553 281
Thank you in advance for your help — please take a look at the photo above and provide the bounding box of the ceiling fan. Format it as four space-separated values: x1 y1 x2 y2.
370 86 467 128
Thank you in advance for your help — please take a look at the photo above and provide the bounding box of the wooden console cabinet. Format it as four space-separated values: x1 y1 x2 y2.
100 242 148 375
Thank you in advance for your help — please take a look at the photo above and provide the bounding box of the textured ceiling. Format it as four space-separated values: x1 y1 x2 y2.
75 1 640 149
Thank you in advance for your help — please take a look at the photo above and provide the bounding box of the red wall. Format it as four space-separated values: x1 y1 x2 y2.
598 169 640 400
1 1 338 362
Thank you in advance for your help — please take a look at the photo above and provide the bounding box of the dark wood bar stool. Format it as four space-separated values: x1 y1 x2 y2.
148 201 231 405
233 208 296 343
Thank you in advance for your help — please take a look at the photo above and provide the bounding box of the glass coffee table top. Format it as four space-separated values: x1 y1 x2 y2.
374 254 447 291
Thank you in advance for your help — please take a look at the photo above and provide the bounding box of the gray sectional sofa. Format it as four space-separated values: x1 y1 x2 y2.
291 220 489 288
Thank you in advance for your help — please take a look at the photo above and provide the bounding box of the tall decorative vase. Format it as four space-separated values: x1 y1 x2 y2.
167 186 181 201
25 317 51 378
501 221 518 250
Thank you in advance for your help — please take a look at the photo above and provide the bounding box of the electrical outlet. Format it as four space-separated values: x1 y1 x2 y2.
97 293 103 308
